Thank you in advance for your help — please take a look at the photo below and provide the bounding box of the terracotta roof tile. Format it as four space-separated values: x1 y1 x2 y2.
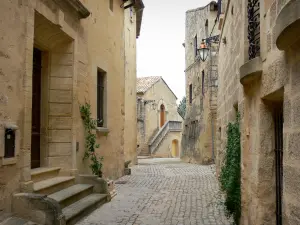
136 76 161 93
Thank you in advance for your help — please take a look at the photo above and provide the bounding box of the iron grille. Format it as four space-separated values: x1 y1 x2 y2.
274 106 283 225
247 0 260 60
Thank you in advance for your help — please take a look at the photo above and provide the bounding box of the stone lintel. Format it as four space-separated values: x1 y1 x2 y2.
239 57 262 86
54 0 90 19
275 0 300 51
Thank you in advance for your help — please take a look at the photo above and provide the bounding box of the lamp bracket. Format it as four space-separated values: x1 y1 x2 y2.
203 35 220 44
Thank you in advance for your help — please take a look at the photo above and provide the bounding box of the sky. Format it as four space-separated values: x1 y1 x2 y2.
137 0 212 103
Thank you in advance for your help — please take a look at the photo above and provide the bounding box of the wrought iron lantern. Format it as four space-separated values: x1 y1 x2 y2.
197 41 209 62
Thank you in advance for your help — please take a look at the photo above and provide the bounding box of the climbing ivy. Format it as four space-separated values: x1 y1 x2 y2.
220 113 241 225
80 103 104 177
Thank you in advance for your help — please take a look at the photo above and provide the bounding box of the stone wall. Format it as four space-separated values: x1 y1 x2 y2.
124 7 138 165
217 0 300 224
75 0 125 180
181 2 219 164
0 0 131 212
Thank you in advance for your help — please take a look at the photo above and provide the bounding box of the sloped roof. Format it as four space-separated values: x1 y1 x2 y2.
137 76 161 93
136 76 177 99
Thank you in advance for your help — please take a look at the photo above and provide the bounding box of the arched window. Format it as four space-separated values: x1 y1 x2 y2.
160 104 165 127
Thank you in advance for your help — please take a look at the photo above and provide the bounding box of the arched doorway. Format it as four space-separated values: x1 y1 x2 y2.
160 104 165 127
171 139 179 158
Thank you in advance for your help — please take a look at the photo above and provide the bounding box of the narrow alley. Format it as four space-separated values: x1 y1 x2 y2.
77 158 230 225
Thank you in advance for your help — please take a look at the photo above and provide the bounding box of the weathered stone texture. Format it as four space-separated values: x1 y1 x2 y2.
217 0 300 224
182 2 219 165
77 158 231 225
0 0 140 213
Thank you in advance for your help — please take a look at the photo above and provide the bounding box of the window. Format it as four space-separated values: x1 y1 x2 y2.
202 70 205 95
205 20 209 37
109 0 113 12
194 35 198 58
189 84 193 104
97 69 106 127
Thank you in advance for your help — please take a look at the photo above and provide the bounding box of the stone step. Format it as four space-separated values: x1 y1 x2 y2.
0 216 39 225
33 176 75 195
139 152 150 156
63 194 107 225
31 167 61 183
48 184 94 208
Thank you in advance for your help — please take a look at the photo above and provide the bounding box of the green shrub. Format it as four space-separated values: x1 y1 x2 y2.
220 113 241 225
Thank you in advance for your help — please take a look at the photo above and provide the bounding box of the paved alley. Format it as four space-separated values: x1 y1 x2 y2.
77 158 231 225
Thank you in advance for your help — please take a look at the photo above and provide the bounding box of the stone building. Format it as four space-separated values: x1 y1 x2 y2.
181 1 219 164
124 0 144 166
0 0 144 222
216 0 300 224
136 76 183 158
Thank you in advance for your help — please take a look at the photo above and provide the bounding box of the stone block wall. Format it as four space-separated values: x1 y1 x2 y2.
217 0 300 224
182 2 219 165
0 0 131 212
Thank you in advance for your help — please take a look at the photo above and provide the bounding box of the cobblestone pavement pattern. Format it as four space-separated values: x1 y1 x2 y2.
77 158 231 225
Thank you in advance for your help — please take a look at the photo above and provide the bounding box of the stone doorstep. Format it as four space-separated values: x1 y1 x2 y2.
33 176 75 195
31 167 61 183
13 173 115 225
30 167 61 177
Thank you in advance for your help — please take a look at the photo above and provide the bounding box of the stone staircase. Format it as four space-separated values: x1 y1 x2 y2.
138 145 151 156
149 121 182 155
13 167 110 225
138 128 159 157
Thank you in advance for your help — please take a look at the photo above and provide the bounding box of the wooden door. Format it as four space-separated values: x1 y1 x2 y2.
160 104 165 127
31 48 42 169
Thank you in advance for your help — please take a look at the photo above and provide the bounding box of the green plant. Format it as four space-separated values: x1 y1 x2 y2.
220 113 241 225
177 96 186 119
80 103 104 177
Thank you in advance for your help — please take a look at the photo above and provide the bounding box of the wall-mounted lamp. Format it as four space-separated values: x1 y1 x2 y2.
144 100 157 110
197 41 209 62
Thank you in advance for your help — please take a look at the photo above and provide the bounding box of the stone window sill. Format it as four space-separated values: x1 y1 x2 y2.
239 57 262 86
274 0 300 51
96 127 110 136
1 157 17 166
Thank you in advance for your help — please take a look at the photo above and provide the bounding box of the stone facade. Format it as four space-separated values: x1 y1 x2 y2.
216 0 300 224
181 1 219 165
0 0 143 213
124 3 143 166
136 77 183 157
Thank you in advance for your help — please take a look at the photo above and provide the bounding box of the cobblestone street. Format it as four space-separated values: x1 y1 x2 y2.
77 158 231 225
